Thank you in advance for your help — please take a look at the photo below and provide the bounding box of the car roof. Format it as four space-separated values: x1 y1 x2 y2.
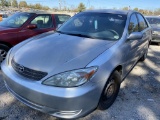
84 9 134 15
17 11 71 16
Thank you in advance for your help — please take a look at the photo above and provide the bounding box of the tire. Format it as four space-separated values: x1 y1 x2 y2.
98 70 121 110
139 48 148 62
0 44 10 63
139 53 147 61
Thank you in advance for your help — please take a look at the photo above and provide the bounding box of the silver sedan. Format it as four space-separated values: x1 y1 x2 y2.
1 9 152 119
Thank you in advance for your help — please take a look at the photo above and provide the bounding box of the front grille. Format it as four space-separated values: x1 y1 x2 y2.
11 59 48 81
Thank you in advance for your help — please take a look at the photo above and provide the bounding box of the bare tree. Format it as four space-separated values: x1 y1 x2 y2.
19 1 27 8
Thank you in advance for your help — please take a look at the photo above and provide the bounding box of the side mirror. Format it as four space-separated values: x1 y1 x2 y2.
127 32 143 40
27 24 37 29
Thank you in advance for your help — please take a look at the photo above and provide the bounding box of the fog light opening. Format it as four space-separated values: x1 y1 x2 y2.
53 110 82 119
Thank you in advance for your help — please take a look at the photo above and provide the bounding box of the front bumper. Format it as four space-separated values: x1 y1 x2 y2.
1 62 100 119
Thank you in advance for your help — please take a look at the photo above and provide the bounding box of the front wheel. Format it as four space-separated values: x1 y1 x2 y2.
98 70 121 110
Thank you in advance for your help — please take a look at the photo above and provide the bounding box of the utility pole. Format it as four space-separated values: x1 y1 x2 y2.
128 6 131 10
59 0 61 11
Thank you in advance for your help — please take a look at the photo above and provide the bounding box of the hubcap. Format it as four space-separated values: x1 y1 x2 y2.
106 83 115 98
0 49 7 63
103 80 115 101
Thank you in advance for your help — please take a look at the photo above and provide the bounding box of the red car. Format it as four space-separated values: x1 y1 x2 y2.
0 12 71 62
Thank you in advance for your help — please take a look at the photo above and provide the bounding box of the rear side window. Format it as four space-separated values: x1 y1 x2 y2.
137 14 148 31
55 14 70 27
128 14 139 34
31 15 53 29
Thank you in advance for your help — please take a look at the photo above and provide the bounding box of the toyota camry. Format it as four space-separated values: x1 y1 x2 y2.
1 9 151 119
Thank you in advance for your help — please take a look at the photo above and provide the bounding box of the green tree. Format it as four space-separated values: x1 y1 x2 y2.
143 10 149 15
34 3 42 9
12 0 18 7
134 7 139 11
154 8 160 15
19 1 27 8
77 3 86 12
7 0 11 6
43 6 50 10
122 7 129 10
139 9 144 14
28 3 34 9
0 0 9 7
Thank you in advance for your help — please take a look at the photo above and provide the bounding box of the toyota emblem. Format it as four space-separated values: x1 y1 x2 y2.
18 65 24 73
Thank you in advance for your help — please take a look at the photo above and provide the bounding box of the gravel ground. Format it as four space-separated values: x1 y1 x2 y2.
0 45 160 120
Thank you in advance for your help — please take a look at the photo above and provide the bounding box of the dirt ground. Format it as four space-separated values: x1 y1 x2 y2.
0 45 160 120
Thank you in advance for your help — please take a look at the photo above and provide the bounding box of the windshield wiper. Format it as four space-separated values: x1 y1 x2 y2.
56 31 96 39
65 33 96 39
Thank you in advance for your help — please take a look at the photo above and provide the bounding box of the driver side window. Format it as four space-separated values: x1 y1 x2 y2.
30 15 53 29
128 14 139 34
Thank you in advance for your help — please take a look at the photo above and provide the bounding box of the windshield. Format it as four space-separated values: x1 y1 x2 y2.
0 13 34 28
146 17 160 27
2 14 8 18
57 12 126 41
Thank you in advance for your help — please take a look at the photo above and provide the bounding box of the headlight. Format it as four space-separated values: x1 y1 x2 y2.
42 67 98 87
152 31 160 35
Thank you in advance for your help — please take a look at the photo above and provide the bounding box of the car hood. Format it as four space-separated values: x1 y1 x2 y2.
13 33 116 75
0 26 17 33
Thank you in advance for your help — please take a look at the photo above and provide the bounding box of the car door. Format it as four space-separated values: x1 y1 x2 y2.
136 13 150 56
124 13 150 74
123 13 141 73
18 14 55 43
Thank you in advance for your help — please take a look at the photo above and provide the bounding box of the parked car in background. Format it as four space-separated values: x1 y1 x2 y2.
2 9 151 119
0 13 8 21
146 16 160 45
0 12 70 62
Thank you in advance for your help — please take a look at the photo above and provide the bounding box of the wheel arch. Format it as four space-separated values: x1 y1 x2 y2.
0 41 13 48
97 65 122 110
114 65 122 75
109 65 123 83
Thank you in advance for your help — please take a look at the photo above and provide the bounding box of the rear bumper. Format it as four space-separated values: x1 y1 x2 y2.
1 61 100 119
